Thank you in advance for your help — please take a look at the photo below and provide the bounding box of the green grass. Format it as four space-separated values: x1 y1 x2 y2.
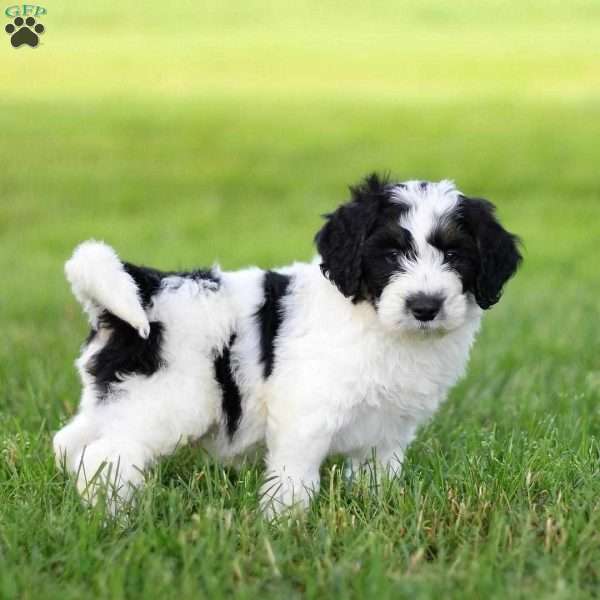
1 2 600 598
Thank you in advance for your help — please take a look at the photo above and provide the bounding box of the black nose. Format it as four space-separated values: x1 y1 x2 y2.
406 293 444 322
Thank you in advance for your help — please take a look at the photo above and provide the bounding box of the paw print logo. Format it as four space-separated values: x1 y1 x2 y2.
5 16 45 48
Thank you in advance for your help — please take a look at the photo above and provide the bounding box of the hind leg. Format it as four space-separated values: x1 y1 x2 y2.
53 407 136 511
73 436 152 513
70 369 219 512
53 410 99 472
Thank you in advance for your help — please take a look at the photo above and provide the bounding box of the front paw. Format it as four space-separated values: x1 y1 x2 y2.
259 474 314 520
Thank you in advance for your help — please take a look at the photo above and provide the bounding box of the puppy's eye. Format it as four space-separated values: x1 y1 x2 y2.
385 253 399 265
444 249 459 260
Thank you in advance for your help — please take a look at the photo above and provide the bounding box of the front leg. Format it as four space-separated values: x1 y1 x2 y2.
344 445 405 486
260 423 331 519
345 419 418 489
374 445 406 480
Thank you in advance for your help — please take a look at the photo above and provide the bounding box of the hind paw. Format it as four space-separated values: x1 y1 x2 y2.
75 437 149 514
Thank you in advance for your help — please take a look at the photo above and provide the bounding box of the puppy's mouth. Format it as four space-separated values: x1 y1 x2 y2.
406 311 461 336
389 316 450 337
415 319 449 335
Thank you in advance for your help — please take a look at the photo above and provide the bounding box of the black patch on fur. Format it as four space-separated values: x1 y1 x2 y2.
87 313 165 399
85 263 217 400
429 197 522 309
315 173 411 302
255 271 291 378
361 222 416 300
213 334 242 438
428 216 480 296
123 262 219 307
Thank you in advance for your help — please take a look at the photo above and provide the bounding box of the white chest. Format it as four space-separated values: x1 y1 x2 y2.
328 325 477 455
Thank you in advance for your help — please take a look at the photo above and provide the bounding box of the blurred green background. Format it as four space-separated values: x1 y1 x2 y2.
1 2 600 598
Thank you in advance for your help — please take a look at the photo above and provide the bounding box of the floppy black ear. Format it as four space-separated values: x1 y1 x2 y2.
459 197 522 309
315 174 390 301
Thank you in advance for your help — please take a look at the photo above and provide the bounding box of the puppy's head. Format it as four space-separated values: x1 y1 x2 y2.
315 174 522 334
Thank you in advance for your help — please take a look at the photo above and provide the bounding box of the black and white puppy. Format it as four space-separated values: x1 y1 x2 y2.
54 175 521 516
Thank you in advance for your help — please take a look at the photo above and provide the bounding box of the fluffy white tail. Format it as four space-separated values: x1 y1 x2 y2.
65 240 150 339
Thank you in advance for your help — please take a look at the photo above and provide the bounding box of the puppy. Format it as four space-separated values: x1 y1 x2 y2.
54 175 521 516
